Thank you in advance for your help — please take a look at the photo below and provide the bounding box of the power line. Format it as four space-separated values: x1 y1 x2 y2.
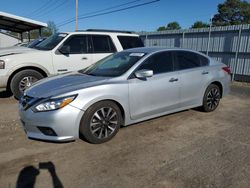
57 0 142 26
26 0 57 17
34 0 69 18
58 0 160 27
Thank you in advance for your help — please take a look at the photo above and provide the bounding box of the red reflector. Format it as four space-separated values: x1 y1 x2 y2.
222 67 231 74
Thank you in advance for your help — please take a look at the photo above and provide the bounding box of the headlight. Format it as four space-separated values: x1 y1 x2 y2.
33 95 77 112
0 60 5 69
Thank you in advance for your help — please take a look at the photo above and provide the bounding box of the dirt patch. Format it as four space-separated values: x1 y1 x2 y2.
0 85 250 188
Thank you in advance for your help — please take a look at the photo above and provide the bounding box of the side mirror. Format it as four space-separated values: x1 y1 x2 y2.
59 45 70 54
134 69 153 79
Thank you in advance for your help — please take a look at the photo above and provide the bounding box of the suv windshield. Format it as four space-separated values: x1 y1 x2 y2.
80 52 146 77
27 38 46 48
35 33 68 50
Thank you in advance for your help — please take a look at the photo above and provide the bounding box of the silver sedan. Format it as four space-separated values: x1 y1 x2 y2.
19 47 231 144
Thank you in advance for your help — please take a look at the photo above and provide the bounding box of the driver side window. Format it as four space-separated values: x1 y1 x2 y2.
62 35 87 54
139 51 174 74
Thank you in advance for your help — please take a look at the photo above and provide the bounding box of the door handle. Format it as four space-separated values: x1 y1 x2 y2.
169 78 178 82
82 57 88 60
202 71 209 75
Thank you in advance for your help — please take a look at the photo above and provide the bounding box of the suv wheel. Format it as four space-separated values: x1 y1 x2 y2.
10 69 44 99
80 101 122 144
202 84 221 112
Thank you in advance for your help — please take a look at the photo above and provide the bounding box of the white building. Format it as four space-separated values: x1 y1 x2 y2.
0 31 20 48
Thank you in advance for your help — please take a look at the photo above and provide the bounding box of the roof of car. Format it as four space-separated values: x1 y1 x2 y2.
63 31 139 36
123 47 210 57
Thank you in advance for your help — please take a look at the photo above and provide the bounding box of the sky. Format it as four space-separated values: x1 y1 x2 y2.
0 0 228 32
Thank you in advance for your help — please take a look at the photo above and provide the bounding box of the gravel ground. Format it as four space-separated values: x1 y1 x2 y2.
0 83 250 188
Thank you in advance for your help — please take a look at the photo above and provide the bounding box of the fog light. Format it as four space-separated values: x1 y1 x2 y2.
0 60 5 69
37 127 57 136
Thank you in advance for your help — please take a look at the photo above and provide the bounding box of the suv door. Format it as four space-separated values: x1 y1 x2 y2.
89 35 116 63
174 51 210 107
128 51 180 120
53 34 93 73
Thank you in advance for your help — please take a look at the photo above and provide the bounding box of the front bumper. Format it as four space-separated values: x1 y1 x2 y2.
0 75 8 89
19 103 84 142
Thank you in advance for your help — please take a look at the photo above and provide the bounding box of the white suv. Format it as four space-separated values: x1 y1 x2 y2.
0 29 144 98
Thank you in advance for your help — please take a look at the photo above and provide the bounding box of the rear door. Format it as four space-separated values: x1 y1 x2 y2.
128 51 180 120
174 51 210 107
53 34 93 73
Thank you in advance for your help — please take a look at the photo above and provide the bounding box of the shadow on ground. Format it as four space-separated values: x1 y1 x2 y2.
16 161 63 188
0 90 12 98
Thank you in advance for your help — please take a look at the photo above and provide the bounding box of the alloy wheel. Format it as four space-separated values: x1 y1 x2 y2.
19 76 38 92
206 88 220 111
90 107 118 139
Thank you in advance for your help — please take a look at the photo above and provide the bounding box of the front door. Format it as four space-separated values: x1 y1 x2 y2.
128 51 180 120
53 34 93 74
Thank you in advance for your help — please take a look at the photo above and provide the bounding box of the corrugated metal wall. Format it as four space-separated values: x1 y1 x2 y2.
139 24 250 82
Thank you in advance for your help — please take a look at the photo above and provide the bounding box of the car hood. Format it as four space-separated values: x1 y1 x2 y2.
25 72 110 98
0 46 35 56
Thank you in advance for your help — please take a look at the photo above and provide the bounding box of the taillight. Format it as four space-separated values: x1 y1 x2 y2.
222 66 231 74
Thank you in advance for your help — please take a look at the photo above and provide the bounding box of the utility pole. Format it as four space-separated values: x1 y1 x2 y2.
75 0 78 31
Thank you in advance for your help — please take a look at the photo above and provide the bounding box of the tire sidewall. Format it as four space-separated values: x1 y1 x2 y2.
10 69 44 99
80 101 122 144
202 84 221 112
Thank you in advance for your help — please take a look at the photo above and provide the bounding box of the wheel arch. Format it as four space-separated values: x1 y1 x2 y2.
210 81 223 98
77 99 126 139
83 99 126 124
7 66 48 91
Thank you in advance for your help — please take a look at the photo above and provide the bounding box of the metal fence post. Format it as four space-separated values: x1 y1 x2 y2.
206 24 212 55
232 25 243 81
182 31 185 48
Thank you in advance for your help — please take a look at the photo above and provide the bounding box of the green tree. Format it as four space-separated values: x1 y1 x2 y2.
157 26 166 31
157 21 181 31
42 21 58 37
191 21 210 28
212 0 250 26
166 22 181 30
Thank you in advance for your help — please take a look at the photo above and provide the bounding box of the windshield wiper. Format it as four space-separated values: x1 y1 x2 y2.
86 73 96 76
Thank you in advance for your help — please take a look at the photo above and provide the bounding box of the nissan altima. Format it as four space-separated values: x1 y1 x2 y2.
19 47 231 144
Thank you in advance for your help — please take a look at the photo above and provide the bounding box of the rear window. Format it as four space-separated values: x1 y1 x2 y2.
91 35 116 53
199 54 209 66
117 36 144 49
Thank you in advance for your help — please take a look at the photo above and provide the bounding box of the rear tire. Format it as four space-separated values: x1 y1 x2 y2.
79 101 122 144
10 69 44 99
202 84 221 112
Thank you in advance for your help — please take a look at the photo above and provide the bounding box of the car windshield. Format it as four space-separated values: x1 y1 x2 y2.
27 38 46 48
34 33 68 50
79 52 146 77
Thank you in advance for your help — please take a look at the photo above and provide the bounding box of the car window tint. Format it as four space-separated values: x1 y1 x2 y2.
91 35 116 53
117 36 144 49
199 54 209 66
175 51 201 70
63 35 87 54
139 52 174 74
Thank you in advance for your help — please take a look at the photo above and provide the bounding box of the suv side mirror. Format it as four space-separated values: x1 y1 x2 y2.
134 69 153 79
59 45 70 54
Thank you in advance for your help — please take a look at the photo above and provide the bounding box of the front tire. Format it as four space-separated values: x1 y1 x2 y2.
202 84 221 112
10 69 44 99
80 101 122 144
